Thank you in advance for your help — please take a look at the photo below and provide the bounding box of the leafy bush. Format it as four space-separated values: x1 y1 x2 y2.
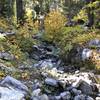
44 11 66 42
73 9 88 22
15 23 35 52
0 18 36 63
73 32 100 45
0 18 10 30
91 50 100 72
58 26 85 56
56 25 100 72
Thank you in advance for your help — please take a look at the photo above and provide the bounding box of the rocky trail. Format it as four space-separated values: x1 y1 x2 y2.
0 32 100 100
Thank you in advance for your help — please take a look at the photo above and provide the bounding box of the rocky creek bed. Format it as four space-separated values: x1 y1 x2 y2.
0 69 100 100
0 33 100 100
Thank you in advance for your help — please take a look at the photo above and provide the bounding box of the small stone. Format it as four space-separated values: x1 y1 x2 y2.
97 93 100 96
75 70 80 74
48 96 55 100
78 81 93 95
96 97 100 100
55 96 61 100
44 88 52 94
96 84 100 92
39 94 49 100
1 76 28 92
82 48 92 60
45 78 58 87
72 79 83 87
32 80 42 90
40 60 54 68
0 52 14 61
86 96 94 100
32 89 41 97
71 88 81 95
66 86 74 91
31 97 39 100
60 91 71 100
88 39 100 48
58 80 67 89
0 86 25 100
74 95 86 100
41 72 48 78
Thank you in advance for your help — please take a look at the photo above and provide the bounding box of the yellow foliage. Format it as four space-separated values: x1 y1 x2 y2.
0 18 9 30
33 20 39 32
0 18 36 61
73 33 100 45
91 50 100 72
44 11 66 41
15 22 35 52
73 9 88 22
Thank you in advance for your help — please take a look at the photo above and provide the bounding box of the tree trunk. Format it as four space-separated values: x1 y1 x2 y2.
16 0 24 24
87 7 94 27
85 0 94 27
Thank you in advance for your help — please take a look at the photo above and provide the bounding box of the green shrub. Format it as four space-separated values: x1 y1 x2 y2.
58 26 85 56
0 18 36 64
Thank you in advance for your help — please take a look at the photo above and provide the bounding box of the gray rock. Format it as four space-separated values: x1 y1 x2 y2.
32 81 42 90
3 31 16 36
0 52 14 61
74 95 86 100
74 95 94 100
31 97 39 100
71 88 82 96
41 72 48 78
44 88 52 94
45 78 58 87
32 80 42 89
0 76 28 100
32 89 41 97
72 79 83 88
66 86 74 91
40 60 54 68
0 86 25 100
1 76 28 92
78 81 93 95
96 97 100 100
34 60 54 68
0 63 16 72
88 39 100 48
82 48 92 60
55 96 61 100
60 91 71 100
96 84 100 92
86 96 94 100
58 80 67 89
39 94 49 100
97 93 100 96
48 96 55 100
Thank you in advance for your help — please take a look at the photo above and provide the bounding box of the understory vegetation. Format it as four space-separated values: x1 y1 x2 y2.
0 0 100 73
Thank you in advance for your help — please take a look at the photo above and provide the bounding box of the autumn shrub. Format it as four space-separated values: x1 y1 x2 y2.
33 20 39 33
0 18 10 31
44 10 66 42
0 18 36 63
15 23 35 52
73 32 100 45
91 50 100 72
73 50 100 73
